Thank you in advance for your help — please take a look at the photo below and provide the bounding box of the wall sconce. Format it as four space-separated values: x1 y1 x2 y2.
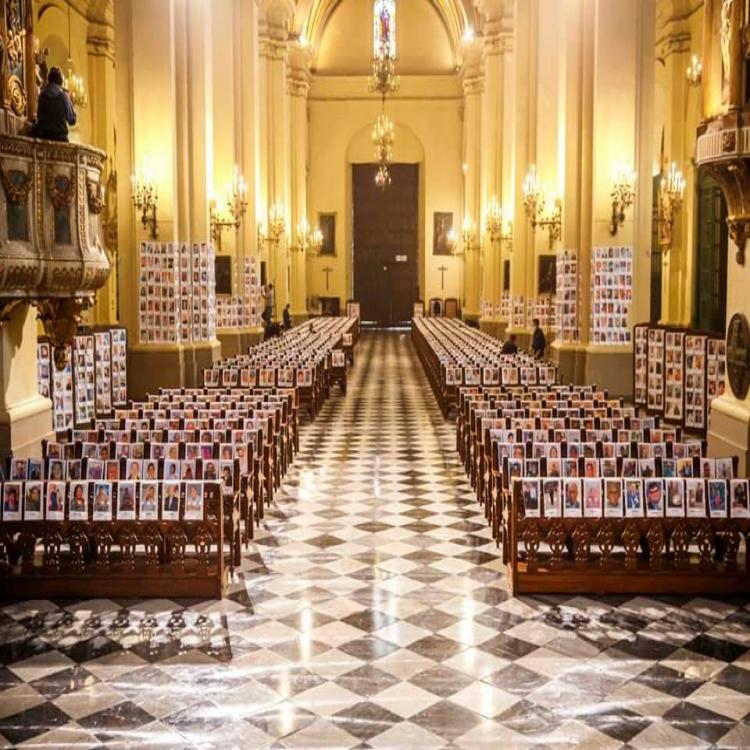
484 196 513 250
657 161 685 255
609 163 636 236
209 165 248 250
291 218 323 255
258 201 286 246
447 226 460 255
522 165 561 248
131 162 158 240
461 216 479 254
686 54 702 86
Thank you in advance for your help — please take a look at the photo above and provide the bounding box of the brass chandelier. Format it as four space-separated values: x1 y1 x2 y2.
372 110 394 189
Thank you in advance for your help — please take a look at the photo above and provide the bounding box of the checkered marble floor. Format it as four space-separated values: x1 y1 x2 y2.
2 331 750 749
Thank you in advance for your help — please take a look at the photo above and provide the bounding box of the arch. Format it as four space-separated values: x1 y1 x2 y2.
345 119 425 164
293 0 477 67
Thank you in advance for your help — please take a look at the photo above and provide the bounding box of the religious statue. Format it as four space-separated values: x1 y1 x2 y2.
379 6 391 47
34 38 49 96
721 0 733 86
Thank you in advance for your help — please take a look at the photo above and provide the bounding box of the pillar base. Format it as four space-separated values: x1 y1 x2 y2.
550 342 587 386
708 395 750 475
191 340 222 388
0 393 53 460
479 317 509 341
128 344 191 401
583 345 633 398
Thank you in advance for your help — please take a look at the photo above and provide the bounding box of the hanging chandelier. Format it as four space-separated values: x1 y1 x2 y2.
369 39 400 97
372 111 394 191
64 3 88 109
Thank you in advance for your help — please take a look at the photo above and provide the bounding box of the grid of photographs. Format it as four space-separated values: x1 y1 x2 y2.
555 249 579 343
499 292 511 320
37 343 51 399
217 297 246 329
111 328 128 405
527 297 555 330
517 477 749 520
707 337 727 401
647 327 665 412
72 335 95 425
38 329 128 431
139 242 217 344
634 325 648 405
511 296 525 328
685 334 707 430
244 256 263 328
590 245 632 344
0 479 223 523
664 330 685 422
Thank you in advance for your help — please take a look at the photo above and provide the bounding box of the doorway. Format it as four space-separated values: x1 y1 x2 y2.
693 170 727 333
352 163 418 326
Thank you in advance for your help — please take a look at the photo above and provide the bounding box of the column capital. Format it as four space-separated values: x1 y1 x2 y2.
287 42 313 97
87 23 115 63
258 0 294 42
460 37 484 93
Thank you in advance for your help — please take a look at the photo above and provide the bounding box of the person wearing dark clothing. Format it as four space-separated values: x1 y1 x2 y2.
531 318 546 359
282 304 292 330
501 334 518 355
32 68 76 142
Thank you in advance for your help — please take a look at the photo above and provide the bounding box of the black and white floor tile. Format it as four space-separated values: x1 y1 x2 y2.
1 331 749 748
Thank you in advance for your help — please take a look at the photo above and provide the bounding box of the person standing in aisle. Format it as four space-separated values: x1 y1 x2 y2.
531 318 546 360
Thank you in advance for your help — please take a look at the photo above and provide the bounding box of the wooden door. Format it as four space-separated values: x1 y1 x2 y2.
353 163 418 325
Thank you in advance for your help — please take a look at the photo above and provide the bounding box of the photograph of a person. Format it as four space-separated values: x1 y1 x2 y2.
563 479 582 517
2 482 22 521
117 481 137 520
93 482 113 521
625 480 643 518
184 481 204 521
730 479 749 518
24 482 43 521
162 482 181 520
645 479 664 517
708 479 728 518
139 482 159 520
46 481 66 521
522 479 540 518
604 479 623 518
69 482 89 520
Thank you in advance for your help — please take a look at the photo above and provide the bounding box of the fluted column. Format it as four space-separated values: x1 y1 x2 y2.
287 42 312 320
460 38 484 320
508 0 537 340
477 0 512 331
258 0 292 316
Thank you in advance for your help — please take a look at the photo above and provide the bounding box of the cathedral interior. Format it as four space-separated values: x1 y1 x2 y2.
0 0 749 747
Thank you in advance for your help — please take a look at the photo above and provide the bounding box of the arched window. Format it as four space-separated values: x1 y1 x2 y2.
373 0 396 58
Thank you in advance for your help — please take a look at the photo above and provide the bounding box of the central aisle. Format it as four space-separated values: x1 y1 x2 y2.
2 331 749 748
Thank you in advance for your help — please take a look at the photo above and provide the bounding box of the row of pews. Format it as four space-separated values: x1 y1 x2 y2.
0 316 359 599
413 317 750 596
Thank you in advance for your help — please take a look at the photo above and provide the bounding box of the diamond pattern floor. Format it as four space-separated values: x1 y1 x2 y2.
1 331 750 748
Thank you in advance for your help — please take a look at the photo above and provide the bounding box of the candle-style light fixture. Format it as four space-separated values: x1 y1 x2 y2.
450 216 478 257
369 38 400 97
131 161 158 239
63 2 88 109
609 163 636 236
657 161 686 255
686 54 703 87
209 165 248 249
522 165 562 248
258 202 286 246
484 196 513 250
372 111 394 191
291 217 323 255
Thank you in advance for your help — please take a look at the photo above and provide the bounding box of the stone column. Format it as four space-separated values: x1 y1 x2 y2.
287 42 312 322
478 0 513 339
460 38 484 321
507 0 537 347
258 0 292 317
234 0 263 348
0 305 53 460
86 18 118 324
173 0 220 384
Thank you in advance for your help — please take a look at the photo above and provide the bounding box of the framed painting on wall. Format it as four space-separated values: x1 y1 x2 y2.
319 213 336 255
433 212 454 256
214 255 232 296
538 254 557 295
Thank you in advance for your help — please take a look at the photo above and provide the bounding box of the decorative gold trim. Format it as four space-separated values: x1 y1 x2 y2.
0 161 31 204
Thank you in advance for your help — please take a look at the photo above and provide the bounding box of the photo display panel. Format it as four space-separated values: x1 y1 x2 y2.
590 246 632 345
664 329 685 422
555 249 579 343
93 331 112 415
685 334 707 431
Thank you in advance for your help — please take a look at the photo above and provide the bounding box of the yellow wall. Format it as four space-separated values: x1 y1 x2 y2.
307 74 464 309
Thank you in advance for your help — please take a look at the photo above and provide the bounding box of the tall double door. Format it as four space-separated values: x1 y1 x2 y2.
353 163 418 326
